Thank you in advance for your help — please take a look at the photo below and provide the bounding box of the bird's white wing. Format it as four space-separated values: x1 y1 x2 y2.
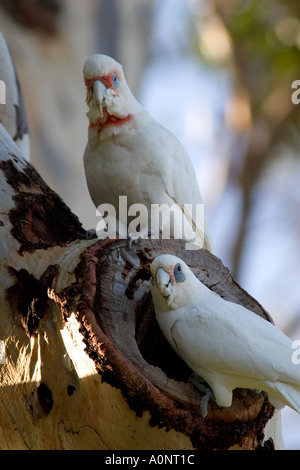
143 120 213 250
170 298 300 386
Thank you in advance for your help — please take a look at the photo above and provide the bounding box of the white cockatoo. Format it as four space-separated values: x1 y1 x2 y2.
150 254 300 416
82 54 213 250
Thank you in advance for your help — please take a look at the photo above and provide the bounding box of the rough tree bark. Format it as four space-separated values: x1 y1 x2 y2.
0 35 284 450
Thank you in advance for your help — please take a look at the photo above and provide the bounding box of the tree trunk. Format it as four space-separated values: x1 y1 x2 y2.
0 34 283 450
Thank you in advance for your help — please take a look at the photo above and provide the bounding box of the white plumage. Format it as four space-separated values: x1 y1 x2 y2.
150 254 300 414
83 54 212 250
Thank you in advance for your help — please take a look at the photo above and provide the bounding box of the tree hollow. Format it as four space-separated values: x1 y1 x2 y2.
74 238 274 450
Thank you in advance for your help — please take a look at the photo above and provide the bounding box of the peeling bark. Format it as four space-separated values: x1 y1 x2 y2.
0 157 86 252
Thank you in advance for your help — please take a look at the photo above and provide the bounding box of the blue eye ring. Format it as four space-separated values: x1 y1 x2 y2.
174 263 185 283
112 72 120 88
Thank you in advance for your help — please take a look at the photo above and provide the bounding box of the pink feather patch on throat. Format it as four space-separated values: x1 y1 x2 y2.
169 265 175 283
85 73 131 135
89 114 132 135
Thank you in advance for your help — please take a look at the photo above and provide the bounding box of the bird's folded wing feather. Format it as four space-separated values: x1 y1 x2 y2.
170 299 300 385
151 122 212 249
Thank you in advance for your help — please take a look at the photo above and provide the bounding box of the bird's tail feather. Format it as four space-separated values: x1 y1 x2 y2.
182 205 213 252
268 382 300 414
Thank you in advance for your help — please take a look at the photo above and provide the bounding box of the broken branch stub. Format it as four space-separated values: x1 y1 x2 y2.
0 32 30 160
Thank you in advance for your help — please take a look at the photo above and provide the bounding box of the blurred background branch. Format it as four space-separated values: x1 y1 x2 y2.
209 0 300 279
0 0 62 35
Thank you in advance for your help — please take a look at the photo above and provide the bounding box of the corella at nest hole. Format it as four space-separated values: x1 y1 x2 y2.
150 254 300 417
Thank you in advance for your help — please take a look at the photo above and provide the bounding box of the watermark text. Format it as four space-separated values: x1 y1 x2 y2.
291 80 300 104
292 340 300 365
95 196 205 250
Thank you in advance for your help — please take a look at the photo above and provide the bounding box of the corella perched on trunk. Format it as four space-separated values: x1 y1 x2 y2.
150 254 300 417
83 54 213 250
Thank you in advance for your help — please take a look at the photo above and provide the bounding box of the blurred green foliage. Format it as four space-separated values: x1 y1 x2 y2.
191 0 300 275
222 0 300 107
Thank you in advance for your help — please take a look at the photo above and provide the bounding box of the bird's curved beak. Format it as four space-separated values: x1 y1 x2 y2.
156 268 171 297
93 80 107 118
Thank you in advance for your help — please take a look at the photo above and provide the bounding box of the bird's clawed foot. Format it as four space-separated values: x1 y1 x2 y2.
188 373 214 418
128 227 158 248
86 228 98 240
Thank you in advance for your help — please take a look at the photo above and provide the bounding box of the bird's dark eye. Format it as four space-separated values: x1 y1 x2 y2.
112 72 119 88
174 263 185 283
